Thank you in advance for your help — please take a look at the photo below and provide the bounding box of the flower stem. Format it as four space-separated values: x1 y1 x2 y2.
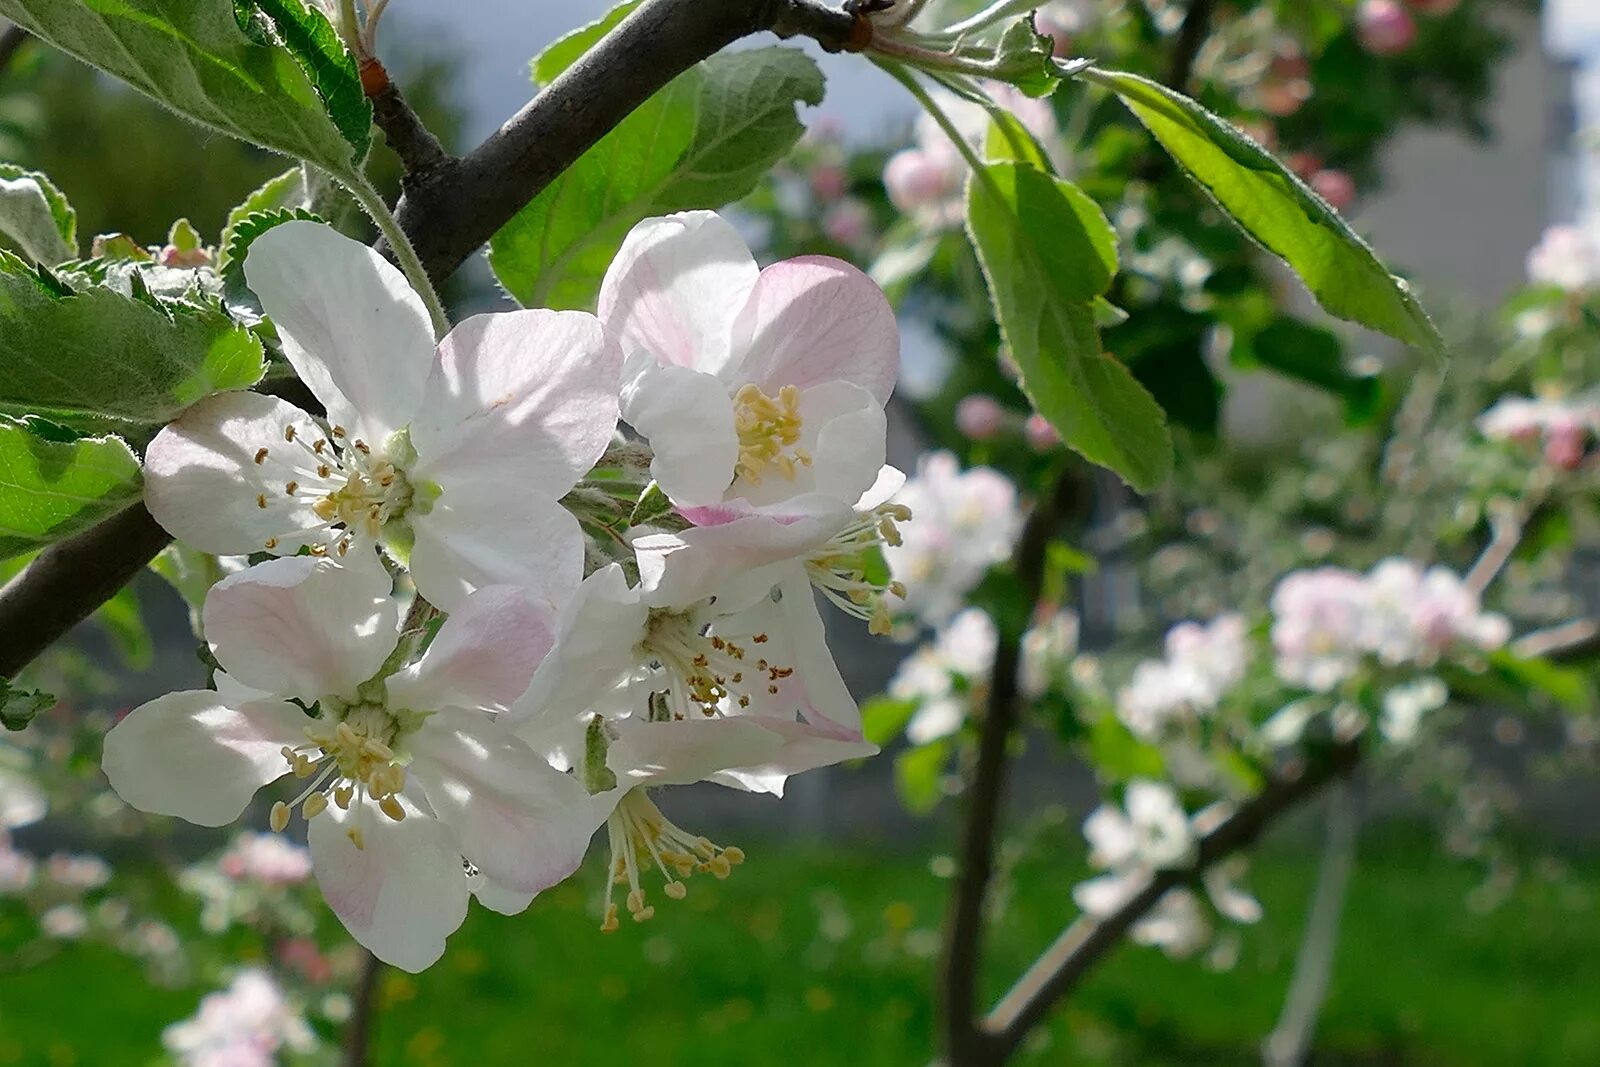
345 175 451 341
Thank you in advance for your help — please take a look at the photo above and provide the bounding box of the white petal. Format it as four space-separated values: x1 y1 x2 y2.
410 310 621 499
606 716 790 789
144 392 340 556
506 565 647 725
203 554 399 702
732 577 863 737
621 357 738 507
728 255 900 404
308 794 470 973
856 465 907 510
597 212 758 377
408 712 594 895
0 769 45 830
470 876 538 917
406 488 584 613
389 586 558 713
634 504 847 612
243 220 435 444
704 716 877 795
101 691 305 826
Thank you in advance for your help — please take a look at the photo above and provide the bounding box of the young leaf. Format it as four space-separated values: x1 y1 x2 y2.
0 679 55 731
246 0 373 164
218 168 309 271
531 0 642 86
0 0 369 179
490 46 824 311
219 207 326 303
0 164 76 265
965 162 1173 491
0 416 143 561
1083 68 1445 359
0 253 265 432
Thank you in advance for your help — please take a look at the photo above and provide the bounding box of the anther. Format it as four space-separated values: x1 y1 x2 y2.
303 792 329 819
283 425 296 442
269 801 290 833
254 448 269 464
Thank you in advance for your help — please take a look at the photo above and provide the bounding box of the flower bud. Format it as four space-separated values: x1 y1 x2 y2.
1311 169 1357 212
1357 0 1417 56
1024 413 1061 451
956 394 1006 440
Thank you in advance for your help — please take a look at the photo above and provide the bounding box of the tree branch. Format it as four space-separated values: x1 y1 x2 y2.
389 0 857 282
981 741 1363 1060
366 62 450 178
342 949 383 1067
1163 0 1216 91
941 470 1086 1065
1513 617 1600 662
0 504 172 679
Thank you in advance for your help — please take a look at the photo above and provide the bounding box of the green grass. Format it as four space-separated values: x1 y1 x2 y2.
2 821 1597 1066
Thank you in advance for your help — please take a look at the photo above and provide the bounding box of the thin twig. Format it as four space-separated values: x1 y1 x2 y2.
342 949 383 1067
1163 0 1216 91
367 69 450 177
981 741 1363 1059
1261 774 1362 1067
941 470 1084 1065
1512 617 1600 662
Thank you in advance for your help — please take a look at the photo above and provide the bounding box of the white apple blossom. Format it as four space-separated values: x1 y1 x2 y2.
1526 223 1600 292
1380 676 1449 745
145 220 621 611
598 211 899 513
1081 779 1196 872
889 608 998 744
217 832 314 886
1477 393 1599 471
1270 566 1377 691
102 554 592 971
884 451 1022 627
0 763 44 830
0 836 35 894
883 84 1061 229
163 968 317 1067
510 549 876 928
1117 614 1248 739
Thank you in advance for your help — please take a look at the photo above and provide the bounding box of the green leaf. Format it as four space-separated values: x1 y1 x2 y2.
0 164 76 265
219 207 325 303
0 0 369 178
1085 713 1166 781
531 0 641 86
1486 650 1595 714
895 739 951 814
0 679 55 731
218 168 308 271
1083 69 1445 359
490 46 824 311
1241 316 1382 423
0 416 143 561
862 696 917 747
246 0 373 164
628 482 675 528
0 252 265 432
965 161 1173 490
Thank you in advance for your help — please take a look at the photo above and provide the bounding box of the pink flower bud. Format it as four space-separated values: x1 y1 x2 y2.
822 199 872 247
1024 414 1061 451
956 394 1006 440
1287 152 1323 182
1544 422 1588 471
883 149 955 214
809 163 847 202
1357 0 1417 56
1311 169 1357 212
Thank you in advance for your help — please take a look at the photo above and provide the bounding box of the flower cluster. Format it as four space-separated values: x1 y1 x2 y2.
163 968 319 1067
1525 224 1600 293
1117 614 1249 740
1477 393 1600 472
102 212 905 970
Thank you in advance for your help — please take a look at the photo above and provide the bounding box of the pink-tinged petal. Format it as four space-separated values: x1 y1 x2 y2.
729 256 899 404
729 381 885 509
723 576 862 737
470 876 537 917
410 310 621 499
388 586 558 712
203 553 398 702
506 565 647 726
406 489 583 613
243 221 434 444
144 392 341 556
308 794 469 973
708 717 878 795
597 212 759 377
101 692 305 826
621 357 738 507
408 712 593 895
856 465 907 510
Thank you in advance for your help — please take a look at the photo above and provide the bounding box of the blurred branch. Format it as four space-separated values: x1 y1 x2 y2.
941 469 1085 1065
1514 617 1600 662
342 949 383 1067
0 505 171 680
1164 0 1216 91
388 0 858 282
1262 774 1363 1067
982 741 1364 1060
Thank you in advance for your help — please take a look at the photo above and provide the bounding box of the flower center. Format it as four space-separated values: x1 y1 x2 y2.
640 610 794 719
806 501 912 635
732 383 811 486
268 702 409 850
254 421 413 557
599 791 744 931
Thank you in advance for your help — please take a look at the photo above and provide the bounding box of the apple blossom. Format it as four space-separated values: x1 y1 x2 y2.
145 220 621 611
1117 615 1248 739
955 393 1006 440
598 211 898 513
1525 224 1600 292
1356 0 1417 55
889 608 998 744
511 552 876 927
1478 393 1599 471
1311 169 1357 213
885 451 1022 626
101 554 592 971
164 968 317 1067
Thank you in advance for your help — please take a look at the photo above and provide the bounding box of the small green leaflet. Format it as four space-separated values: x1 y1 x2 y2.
0 164 77 265
218 168 309 272
490 46 824 311
965 161 1173 491
1083 68 1446 360
0 0 370 179
0 416 143 562
531 0 641 86
0 252 265 433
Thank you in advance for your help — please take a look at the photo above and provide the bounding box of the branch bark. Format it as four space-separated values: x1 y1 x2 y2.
342 949 383 1067
941 470 1085 1065
981 741 1363 1061
367 64 450 178
388 0 856 282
